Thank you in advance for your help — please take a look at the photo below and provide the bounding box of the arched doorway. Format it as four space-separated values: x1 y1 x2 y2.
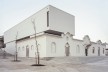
98 47 100 56
26 45 29 57
65 43 70 56
85 48 88 56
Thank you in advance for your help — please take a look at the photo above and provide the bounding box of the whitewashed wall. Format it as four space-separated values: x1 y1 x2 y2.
5 35 47 57
45 33 105 57
45 33 85 57
88 43 106 56
17 35 47 57
5 33 106 57
72 39 85 56
46 34 65 57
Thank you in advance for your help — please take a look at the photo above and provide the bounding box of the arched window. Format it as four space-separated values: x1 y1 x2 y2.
92 47 95 53
76 45 80 53
31 45 34 50
51 42 56 53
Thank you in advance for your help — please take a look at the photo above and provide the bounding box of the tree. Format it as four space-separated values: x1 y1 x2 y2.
31 19 44 66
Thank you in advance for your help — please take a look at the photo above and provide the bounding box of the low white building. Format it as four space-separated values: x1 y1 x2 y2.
4 5 106 58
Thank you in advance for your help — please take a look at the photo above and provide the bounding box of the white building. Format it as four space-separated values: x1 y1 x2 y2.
4 5 106 58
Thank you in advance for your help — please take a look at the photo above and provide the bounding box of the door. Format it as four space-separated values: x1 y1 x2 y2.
26 45 29 57
85 48 88 56
65 43 70 56
98 47 100 56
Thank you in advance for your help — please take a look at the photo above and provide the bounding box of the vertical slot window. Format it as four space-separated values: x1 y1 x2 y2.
47 11 49 27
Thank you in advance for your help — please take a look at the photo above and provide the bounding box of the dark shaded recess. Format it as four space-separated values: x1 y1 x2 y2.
47 11 49 27
44 30 63 36
16 36 30 42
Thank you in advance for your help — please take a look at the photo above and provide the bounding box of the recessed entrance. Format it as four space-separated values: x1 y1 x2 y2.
26 45 29 57
85 48 88 56
65 43 70 56
98 47 100 56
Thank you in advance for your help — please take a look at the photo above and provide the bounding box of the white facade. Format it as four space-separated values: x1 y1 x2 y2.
4 5 106 58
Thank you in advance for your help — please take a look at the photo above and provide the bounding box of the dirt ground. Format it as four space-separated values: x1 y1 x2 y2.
0 56 108 72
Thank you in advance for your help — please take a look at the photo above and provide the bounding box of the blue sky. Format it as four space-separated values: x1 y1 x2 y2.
0 0 108 43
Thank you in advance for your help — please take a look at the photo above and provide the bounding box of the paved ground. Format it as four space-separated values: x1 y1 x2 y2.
0 56 108 72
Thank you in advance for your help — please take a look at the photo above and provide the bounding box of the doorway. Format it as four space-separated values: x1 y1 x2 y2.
98 47 100 56
65 43 70 56
26 45 29 57
85 48 88 56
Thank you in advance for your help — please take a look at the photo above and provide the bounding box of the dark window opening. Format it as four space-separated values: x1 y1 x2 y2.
47 11 49 27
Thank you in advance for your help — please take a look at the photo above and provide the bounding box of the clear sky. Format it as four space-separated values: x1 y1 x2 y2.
0 0 108 43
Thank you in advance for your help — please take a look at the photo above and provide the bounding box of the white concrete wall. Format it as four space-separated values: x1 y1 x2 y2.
4 6 49 43
49 6 75 35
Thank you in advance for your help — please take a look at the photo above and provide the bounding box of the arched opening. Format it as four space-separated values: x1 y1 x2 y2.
65 43 70 56
26 45 29 57
84 44 91 56
92 47 95 54
98 47 100 56
85 48 88 56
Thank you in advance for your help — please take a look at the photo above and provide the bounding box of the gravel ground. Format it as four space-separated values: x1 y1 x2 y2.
0 56 108 72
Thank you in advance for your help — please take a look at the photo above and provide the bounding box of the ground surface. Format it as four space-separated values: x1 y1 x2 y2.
0 56 108 72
